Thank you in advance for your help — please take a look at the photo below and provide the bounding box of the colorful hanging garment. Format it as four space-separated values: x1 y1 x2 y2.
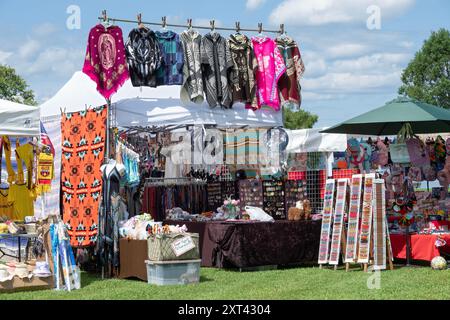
61 106 107 247
125 28 163 87
155 30 184 86
228 34 258 109
83 24 129 100
251 36 286 111
275 36 305 110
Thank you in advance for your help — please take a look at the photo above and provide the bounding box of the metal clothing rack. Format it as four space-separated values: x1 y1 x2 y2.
98 10 286 35
145 177 207 187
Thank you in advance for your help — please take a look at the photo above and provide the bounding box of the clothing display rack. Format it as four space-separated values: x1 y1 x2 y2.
98 10 286 35
145 177 207 186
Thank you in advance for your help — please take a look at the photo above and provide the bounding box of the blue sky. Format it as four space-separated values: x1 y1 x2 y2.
0 0 449 128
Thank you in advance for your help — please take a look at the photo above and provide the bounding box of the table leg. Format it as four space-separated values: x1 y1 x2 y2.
18 237 21 262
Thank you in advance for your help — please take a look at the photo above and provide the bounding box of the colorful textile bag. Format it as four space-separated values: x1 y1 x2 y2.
406 138 429 167
390 143 410 164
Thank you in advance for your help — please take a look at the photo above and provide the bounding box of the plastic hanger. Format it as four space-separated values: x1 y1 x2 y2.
100 10 114 29
210 20 217 36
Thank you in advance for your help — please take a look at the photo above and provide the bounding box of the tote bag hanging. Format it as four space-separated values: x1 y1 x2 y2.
390 143 410 164
406 138 429 167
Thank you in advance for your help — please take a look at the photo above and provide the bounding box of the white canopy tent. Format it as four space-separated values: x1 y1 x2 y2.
0 99 40 137
286 128 347 153
40 71 284 128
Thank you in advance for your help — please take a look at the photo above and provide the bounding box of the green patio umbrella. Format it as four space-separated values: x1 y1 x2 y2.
321 97 450 135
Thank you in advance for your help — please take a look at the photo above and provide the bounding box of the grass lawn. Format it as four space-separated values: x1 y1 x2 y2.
0 265 448 300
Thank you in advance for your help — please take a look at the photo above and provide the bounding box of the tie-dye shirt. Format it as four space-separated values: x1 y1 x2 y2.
251 36 286 111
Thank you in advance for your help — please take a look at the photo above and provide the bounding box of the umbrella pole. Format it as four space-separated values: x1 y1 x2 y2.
405 225 412 266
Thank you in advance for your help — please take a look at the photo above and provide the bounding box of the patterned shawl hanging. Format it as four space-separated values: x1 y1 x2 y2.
82 24 129 100
61 106 107 247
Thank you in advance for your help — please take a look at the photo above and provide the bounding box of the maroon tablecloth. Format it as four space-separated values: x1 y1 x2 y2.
203 220 321 268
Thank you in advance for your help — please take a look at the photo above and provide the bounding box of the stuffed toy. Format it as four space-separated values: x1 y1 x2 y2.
346 138 365 172
288 207 302 221
359 140 372 172
372 138 389 167
437 156 450 200
303 199 312 220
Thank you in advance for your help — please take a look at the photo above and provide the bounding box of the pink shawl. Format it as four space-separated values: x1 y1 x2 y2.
251 36 286 111
82 24 129 100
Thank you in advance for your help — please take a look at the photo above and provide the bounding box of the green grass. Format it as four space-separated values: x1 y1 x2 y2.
0 265 448 300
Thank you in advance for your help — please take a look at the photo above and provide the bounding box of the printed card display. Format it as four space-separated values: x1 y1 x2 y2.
318 179 336 264
372 179 387 270
329 179 348 265
344 174 363 263
171 235 196 257
357 173 375 264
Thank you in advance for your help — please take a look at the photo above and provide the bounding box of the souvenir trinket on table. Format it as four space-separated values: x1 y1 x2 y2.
263 180 285 220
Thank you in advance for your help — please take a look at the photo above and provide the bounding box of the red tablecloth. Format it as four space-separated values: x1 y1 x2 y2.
390 233 450 262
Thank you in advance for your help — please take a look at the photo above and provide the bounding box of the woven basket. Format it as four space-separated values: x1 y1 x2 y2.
147 233 199 261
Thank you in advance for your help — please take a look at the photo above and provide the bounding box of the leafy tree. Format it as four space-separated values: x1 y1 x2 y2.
283 107 318 129
399 28 450 108
0 65 37 105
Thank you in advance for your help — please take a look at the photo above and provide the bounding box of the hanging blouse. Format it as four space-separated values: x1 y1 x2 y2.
228 34 258 109
275 36 305 110
155 30 184 86
126 28 163 87
180 30 204 104
251 36 286 111
201 33 234 109
82 24 129 100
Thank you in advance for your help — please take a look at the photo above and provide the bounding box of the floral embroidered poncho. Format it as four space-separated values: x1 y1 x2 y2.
83 24 129 100
275 36 305 110
251 36 286 111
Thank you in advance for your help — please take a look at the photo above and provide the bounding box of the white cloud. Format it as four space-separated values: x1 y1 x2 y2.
303 70 402 94
331 53 411 72
246 0 266 10
326 43 369 58
18 39 41 59
0 50 12 64
270 0 415 26
25 47 84 76
33 23 57 37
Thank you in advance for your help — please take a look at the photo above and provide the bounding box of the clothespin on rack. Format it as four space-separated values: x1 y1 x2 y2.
137 13 145 29
279 23 285 35
210 20 216 33
235 21 241 34
187 18 193 30
258 22 263 35
161 16 167 30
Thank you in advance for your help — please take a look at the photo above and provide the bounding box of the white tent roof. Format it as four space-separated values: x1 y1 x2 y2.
286 128 347 153
115 98 283 128
40 71 283 128
0 99 40 136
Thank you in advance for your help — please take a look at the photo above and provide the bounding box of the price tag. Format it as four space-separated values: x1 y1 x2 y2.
171 235 195 257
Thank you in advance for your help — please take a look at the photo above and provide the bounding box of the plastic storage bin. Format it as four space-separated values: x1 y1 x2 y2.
145 259 201 286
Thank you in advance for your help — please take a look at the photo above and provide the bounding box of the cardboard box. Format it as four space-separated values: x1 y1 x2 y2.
0 276 53 292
